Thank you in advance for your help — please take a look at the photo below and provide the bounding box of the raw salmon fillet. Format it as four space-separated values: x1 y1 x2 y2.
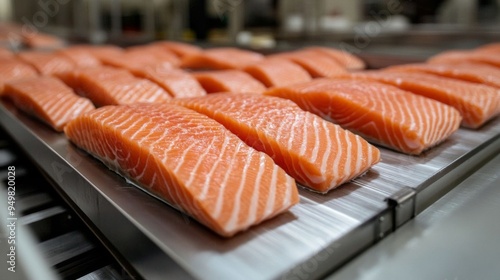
193 70 266 94
344 71 500 128
83 45 124 61
244 59 312 87
304 47 366 70
101 48 179 73
267 50 347 78
126 45 181 66
0 48 13 59
17 51 75 75
57 46 102 67
172 94 380 192
0 23 22 37
22 33 65 49
474 43 500 54
98 52 156 74
385 63 500 88
132 66 206 98
57 67 171 106
0 59 38 94
181 47 264 70
265 79 462 155
4 77 95 131
0 24 22 46
428 50 500 68
150 41 202 58
64 103 299 237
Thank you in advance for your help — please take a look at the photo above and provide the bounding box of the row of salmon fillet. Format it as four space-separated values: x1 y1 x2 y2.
1 40 500 237
0 22 66 50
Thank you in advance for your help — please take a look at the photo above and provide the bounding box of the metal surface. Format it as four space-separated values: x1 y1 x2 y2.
39 231 95 266
0 164 61 280
1 99 500 279
0 126 132 279
77 265 123 280
327 153 500 280
387 187 416 229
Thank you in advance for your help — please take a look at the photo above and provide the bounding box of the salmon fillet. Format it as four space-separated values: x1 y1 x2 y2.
181 47 264 70
101 49 179 73
385 63 500 88
0 59 38 94
428 50 500 68
4 77 95 131
57 46 102 67
64 103 299 237
0 24 22 46
193 70 266 94
150 41 202 58
83 45 124 61
98 52 155 74
22 33 65 49
132 66 206 98
267 50 347 78
244 59 312 87
126 45 181 66
474 43 500 54
56 67 171 106
99 55 145 74
265 79 462 155
172 94 380 192
304 47 366 70
344 71 500 128
0 48 13 59
17 51 75 75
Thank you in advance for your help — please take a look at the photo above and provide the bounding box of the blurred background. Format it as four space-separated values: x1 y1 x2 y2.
1 0 500 57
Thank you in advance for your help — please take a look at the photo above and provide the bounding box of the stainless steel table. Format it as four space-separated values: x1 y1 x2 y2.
1 94 500 279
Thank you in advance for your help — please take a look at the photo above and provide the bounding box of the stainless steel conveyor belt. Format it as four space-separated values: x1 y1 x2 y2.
327 152 500 280
1 95 500 279
0 125 129 280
